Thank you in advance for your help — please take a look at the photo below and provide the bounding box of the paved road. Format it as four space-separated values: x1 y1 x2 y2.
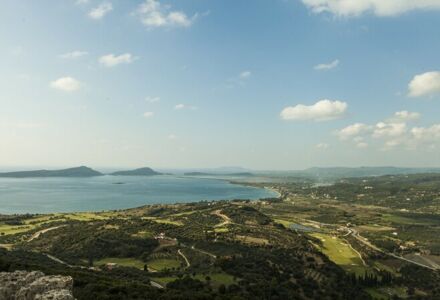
346 227 438 271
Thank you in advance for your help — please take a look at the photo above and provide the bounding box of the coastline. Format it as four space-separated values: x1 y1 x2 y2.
263 186 282 198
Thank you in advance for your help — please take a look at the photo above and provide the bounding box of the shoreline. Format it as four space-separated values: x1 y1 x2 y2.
264 186 282 198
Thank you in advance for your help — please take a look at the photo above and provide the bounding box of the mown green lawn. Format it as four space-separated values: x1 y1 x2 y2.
194 273 236 285
0 224 34 235
94 257 146 269
147 258 182 271
311 233 367 275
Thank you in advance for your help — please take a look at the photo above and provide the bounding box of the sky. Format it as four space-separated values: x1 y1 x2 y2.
1 0 440 170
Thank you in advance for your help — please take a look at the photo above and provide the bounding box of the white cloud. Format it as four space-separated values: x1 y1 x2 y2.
135 0 196 29
168 134 177 140
388 110 421 122
314 59 339 71
302 0 440 17
174 104 185 110
173 103 197 110
411 124 440 141
146 96 160 103
373 122 407 138
336 123 371 140
50 77 81 92
408 71 440 98
76 0 89 5
143 111 154 118
240 71 252 79
99 53 136 67
59 51 88 59
281 99 347 121
316 143 329 150
89 2 113 19
335 113 440 150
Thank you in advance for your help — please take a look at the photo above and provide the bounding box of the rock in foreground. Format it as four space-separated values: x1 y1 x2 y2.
0 270 74 300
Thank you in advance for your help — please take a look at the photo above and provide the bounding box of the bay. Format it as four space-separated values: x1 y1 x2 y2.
0 175 276 214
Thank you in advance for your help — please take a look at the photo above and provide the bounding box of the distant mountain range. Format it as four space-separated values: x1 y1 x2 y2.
2 165 440 180
110 167 162 176
0 166 102 178
264 166 440 180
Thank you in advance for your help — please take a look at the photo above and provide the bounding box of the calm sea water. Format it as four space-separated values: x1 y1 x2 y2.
0 175 276 214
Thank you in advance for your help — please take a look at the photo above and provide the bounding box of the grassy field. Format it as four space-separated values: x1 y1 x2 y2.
132 230 154 238
0 212 116 236
235 235 269 245
274 218 293 227
63 212 113 221
310 233 367 275
194 273 236 285
214 227 229 233
150 276 177 286
0 224 33 235
152 272 236 287
141 217 183 226
94 257 146 269
147 258 182 271
365 286 408 299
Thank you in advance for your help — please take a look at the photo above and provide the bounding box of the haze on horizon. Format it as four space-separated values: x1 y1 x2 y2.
1 0 440 170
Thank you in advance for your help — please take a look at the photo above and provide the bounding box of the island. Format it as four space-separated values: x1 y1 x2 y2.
110 167 162 176
0 166 103 178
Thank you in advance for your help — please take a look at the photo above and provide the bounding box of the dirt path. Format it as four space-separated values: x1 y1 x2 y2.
212 210 232 228
178 249 190 268
150 280 164 289
44 253 73 267
0 244 13 250
191 245 217 259
28 225 65 242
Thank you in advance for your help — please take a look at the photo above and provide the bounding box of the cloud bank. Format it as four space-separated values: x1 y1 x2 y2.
135 0 196 29
302 0 440 17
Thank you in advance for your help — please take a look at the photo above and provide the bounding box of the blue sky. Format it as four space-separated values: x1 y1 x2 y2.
1 0 440 170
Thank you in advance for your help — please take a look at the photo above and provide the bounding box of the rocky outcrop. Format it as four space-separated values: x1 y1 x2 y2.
0 270 74 300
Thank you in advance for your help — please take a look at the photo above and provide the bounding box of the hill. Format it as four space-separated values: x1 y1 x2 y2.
0 166 102 178
0 201 369 299
110 167 162 176
264 166 440 180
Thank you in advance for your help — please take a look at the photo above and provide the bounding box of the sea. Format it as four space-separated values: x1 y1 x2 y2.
0 175 277 214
